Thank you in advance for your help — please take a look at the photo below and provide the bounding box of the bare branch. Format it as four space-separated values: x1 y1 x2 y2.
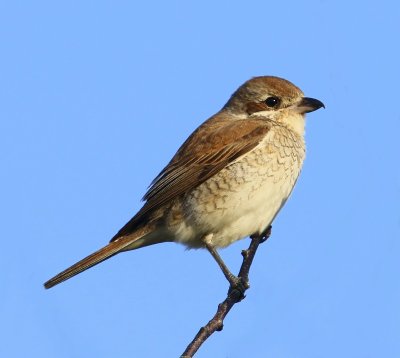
180 226 272 358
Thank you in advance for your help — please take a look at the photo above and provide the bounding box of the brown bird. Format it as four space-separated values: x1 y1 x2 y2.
44 76 324 289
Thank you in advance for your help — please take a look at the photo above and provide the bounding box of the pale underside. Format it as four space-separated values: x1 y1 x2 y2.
124 122 305 250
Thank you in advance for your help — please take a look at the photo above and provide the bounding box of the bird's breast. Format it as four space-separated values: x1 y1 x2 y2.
167 126 305 248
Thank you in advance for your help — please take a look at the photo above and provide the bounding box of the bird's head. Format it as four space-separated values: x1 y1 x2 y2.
223 76 324 135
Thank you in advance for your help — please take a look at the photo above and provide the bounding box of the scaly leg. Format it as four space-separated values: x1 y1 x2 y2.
203 234 244 289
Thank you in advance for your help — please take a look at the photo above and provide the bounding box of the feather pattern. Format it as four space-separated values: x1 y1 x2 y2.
111 117 271 240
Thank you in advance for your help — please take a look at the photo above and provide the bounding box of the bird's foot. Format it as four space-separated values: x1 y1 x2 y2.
250 225 272 243
227 275 249 300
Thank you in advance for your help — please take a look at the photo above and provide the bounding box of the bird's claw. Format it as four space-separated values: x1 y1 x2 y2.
228 275 249 300
251 225 272 243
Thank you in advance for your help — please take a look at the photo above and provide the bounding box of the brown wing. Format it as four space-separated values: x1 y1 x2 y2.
111 116 271 240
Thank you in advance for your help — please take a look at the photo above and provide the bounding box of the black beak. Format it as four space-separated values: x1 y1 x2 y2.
297 97 325 114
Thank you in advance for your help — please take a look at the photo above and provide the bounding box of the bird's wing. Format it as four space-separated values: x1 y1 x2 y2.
111 117 271 240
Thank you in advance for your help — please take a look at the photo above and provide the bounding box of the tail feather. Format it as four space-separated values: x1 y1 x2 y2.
44 228 151 289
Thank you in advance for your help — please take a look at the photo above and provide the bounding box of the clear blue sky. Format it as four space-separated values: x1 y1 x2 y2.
1 1 399 357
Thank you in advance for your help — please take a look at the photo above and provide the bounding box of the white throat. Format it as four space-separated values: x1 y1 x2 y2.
250 110 306 136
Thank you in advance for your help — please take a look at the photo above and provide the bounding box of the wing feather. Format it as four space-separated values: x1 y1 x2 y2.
111 117 270 240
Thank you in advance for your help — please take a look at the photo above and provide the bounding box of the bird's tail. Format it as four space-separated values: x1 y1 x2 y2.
44 227 152 289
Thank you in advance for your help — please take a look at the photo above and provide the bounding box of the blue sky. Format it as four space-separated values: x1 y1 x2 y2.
1 1 399 357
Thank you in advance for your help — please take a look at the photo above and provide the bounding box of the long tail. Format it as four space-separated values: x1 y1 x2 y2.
44 227 152 289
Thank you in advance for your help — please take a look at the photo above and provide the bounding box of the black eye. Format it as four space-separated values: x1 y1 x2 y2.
264 96 280 108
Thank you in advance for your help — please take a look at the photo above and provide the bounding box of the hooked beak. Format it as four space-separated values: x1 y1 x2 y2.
296 97 325 114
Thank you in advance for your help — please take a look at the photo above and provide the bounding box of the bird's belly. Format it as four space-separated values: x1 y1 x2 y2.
196 181 290 247
170 145 303 248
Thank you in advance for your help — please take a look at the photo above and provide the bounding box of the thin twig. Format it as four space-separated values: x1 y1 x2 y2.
180 226 271 358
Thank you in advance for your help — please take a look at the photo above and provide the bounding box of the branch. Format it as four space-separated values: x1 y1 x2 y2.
180 226 271 358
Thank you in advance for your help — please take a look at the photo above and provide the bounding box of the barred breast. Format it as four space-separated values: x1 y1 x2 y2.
167 123 306 248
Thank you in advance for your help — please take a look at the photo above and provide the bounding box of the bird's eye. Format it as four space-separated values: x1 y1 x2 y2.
264 96 280 108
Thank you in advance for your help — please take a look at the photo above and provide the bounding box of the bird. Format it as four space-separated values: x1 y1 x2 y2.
44 76 324 289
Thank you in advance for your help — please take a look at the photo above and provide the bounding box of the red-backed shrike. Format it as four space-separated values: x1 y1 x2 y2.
45 76 324 289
